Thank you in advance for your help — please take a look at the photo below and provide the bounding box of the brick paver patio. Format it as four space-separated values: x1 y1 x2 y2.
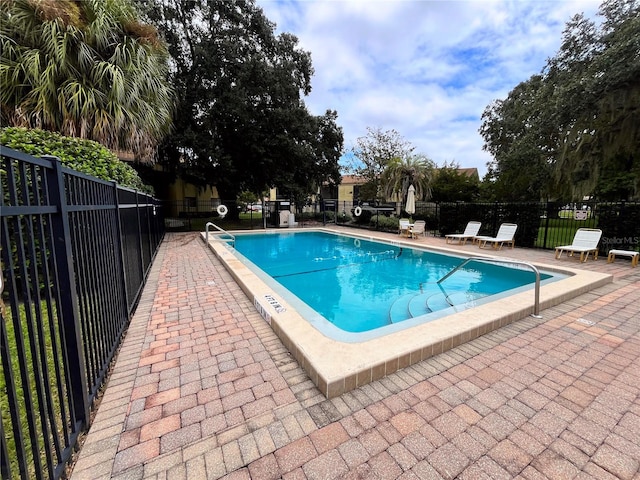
71 230 640 480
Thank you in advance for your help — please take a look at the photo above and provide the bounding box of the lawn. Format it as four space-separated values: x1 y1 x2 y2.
1 300 65 479
534 217 599 249
187 212 265 232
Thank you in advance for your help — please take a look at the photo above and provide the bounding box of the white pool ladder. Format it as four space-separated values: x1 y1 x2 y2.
205 222 235 247
437 256 542 318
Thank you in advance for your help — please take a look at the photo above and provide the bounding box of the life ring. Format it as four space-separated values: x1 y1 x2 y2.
354 206 362 217
354 238 361 248
216 204 228 217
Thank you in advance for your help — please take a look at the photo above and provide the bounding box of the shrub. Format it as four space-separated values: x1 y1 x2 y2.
322 211 336 223
337 212 352 224
597 202 640 251
354 210 373 225
370 215 398 232
1 127 153 194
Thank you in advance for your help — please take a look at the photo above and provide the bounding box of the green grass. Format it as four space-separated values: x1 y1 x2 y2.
188 211 326 232
1 300 65 479
535 224 575 247
534 217 599 248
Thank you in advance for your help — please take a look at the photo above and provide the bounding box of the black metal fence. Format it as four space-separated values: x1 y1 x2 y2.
433 200 640 254
1 146 164 480
165 197 640 256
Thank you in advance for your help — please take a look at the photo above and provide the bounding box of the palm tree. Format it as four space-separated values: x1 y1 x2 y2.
381 154 435 204
0 0 174 162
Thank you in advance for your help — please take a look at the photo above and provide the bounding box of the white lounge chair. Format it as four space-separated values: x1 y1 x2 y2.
398 219 411 237
475 223 518 250
555 228 602 262
445 221 481 245
410 220 426 238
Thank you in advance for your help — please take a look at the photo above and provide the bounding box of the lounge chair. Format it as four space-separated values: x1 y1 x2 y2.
398 219 411 237
475 223 518 250
410 220 426 238
445 221 481 245
554 228 602 262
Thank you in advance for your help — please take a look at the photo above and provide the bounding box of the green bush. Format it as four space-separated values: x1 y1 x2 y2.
597 202 640 252
438 203 490 236
370 215 398 231
322 211 337 222
337 212 352 224
1 127 153 194
354 210 373 225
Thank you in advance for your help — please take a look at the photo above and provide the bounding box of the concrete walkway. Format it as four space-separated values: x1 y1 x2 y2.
71 231 640 480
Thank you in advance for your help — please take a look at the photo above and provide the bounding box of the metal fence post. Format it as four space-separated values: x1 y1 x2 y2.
42 155 90 426
113 182 131 315
542 201 552 249
135 191 145 280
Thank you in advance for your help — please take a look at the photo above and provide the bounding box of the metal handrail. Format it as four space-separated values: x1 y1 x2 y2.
205 222 235 247
437 256 542 318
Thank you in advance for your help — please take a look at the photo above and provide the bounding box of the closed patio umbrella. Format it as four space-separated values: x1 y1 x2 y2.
405 184 416 215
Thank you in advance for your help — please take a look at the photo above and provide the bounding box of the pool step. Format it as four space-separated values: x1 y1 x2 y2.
388 294 417 323
389 288 490 324
407 293 433 318
425 293 452 312
389 285 452 323
447 292 488 307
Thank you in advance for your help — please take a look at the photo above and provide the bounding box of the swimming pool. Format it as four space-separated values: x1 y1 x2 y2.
203 227 612 398
232 231 557 337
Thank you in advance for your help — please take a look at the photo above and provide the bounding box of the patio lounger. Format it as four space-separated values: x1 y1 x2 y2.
410 220 426 238
475 223 518 250
554 228 602 262
445 221 481 245
398 219 411 237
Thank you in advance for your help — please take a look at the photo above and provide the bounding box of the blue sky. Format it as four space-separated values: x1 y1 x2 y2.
256 0 602 177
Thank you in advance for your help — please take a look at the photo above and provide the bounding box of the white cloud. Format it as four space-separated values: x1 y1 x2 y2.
257 0 602 176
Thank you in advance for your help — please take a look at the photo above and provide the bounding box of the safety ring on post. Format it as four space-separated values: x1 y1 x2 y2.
216 204 228 217
354 206 362 217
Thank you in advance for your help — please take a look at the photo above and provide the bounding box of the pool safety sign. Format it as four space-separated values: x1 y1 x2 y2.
574 210 589 220
255 294 286 324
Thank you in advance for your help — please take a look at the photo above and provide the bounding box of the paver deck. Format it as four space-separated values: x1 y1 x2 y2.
71 230 640 480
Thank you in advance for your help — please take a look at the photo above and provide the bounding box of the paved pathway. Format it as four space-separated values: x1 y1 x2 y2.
71 231 640 480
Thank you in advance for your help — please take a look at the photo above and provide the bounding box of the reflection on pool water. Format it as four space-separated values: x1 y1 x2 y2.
233 231 561 336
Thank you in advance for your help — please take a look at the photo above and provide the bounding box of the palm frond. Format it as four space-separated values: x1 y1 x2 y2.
2 0 174 162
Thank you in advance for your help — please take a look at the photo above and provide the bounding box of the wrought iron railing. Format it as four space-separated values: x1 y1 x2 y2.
1 146 164 480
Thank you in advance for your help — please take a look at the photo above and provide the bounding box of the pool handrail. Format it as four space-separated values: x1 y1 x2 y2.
437 256 542 318
205 222 235 247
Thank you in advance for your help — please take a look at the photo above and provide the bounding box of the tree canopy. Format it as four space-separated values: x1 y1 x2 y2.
430 161 480 202
0 0 174 162
346 127 415 202
139 0 343 208
348 127 415 181
480 0 640 201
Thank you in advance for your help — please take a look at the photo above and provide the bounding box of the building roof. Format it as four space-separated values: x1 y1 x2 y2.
456 167 479 179
340 175 366 185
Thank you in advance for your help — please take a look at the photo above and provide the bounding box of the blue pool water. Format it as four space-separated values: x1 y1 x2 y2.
233 231 555 334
